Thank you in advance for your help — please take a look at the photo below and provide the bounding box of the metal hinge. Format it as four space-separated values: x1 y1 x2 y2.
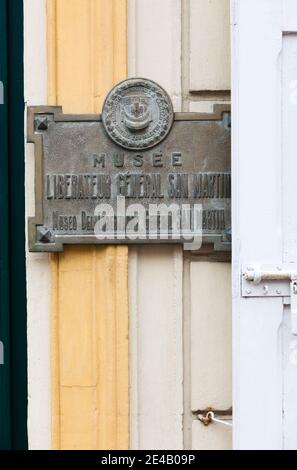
242 265 297 334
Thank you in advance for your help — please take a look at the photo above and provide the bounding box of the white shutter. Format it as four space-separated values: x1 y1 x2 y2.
232 0 297 450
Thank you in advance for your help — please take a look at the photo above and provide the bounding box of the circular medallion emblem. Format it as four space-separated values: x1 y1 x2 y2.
102 78 174 150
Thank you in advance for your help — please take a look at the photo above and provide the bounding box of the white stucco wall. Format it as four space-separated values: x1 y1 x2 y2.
24 0 51 450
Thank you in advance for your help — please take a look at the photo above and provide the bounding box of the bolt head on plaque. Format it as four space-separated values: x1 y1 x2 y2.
37 226 53 244
102 78 174 150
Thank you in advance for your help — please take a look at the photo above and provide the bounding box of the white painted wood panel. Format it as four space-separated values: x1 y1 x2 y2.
282 0 297 32
128 0 182 111
192 420 232 450
129 247 183 449
128 0 183 450
128 0 232 450
189 0 230 91
281 31 297 450
187 0 232 451
190 262 232 412
24 0 51 450
190 262 232 450
232 0 284 449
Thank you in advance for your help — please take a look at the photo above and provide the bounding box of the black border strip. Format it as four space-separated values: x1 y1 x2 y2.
0 0 27 450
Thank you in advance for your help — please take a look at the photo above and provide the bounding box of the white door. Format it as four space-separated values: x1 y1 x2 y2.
232 0 297 450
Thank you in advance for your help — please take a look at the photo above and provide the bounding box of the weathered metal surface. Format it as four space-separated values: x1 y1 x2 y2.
102 78 174 150
27 82 231 252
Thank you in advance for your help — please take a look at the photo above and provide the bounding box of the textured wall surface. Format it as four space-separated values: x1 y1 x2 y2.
128 0 231 451
26 0 232 450
25 0 51 450
189 0 231 91
47 0 129 450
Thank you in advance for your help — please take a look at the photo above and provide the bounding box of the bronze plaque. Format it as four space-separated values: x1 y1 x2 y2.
28 79 231 252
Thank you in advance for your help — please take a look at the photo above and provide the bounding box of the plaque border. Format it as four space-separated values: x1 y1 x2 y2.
27 105 231 253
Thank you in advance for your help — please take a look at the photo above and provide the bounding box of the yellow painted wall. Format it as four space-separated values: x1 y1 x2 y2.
47 0 129 450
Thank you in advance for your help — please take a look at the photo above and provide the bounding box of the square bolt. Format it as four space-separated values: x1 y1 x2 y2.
37 226 53 244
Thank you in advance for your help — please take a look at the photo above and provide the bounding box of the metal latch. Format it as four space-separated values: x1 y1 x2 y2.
242 265 297 334
195 407 232 428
